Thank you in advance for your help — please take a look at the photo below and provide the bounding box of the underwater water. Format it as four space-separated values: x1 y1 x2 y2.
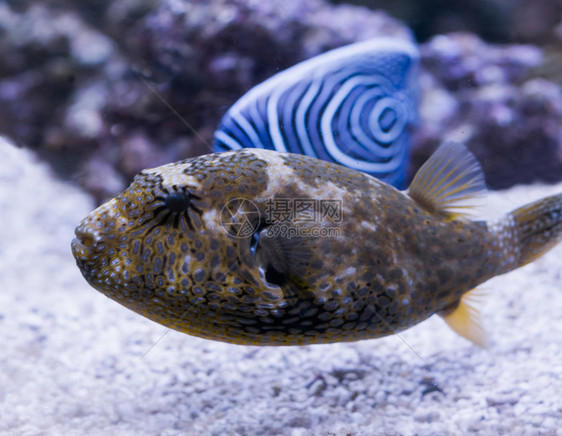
1 1 561 435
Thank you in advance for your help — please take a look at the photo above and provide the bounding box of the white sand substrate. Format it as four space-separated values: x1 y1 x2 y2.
0 138 560 436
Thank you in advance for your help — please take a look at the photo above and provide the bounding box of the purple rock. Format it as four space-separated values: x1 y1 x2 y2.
413 33 562 188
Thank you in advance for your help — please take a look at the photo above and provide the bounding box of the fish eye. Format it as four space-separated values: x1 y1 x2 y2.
165 191 190 213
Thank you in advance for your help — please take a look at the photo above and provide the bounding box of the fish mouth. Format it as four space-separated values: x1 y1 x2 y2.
71 226 100 282
71 226 97 259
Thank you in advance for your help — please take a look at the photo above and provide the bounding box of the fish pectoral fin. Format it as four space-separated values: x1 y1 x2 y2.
440 288 489 348
407 142 486 220
255 226 317 289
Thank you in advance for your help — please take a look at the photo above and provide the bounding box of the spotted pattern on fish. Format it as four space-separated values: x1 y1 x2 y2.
72 144 562 346
214 38 419 189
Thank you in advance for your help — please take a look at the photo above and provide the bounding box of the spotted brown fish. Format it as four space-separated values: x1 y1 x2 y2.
72 144 562 346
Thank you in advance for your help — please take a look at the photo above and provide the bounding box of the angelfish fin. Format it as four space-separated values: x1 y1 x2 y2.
440 288 489 348
407 142 486 220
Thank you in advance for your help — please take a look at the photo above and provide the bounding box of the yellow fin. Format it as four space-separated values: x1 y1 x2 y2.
408 142 486 219
441 288 488 348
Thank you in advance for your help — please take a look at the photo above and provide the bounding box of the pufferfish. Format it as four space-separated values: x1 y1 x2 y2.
72 143 562 347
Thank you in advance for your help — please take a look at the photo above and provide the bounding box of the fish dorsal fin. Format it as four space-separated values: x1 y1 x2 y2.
440 288 488 348
407 142 486 219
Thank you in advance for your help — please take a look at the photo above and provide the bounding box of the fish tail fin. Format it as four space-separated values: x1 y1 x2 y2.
504 193 562 269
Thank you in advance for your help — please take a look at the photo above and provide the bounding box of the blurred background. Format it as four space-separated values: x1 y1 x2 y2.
1 0 561 202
